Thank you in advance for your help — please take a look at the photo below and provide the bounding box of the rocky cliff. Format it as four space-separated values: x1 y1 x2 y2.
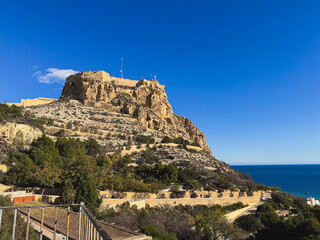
60 71 211 153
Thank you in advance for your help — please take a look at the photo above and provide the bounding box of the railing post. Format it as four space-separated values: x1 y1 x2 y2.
79 203 83 240
86 218 89 240
12 208 17 240
0 209 2 231
81 212 84 240
81 205 112 240
26 207 31 240
53 207 57 240
0 203 109 240
66 206 71 240
84 215 86 240
40 207 44 240
91 222 94 240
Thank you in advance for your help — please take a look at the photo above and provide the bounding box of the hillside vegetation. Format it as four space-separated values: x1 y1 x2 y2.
1 135 259 210
235 192 320 240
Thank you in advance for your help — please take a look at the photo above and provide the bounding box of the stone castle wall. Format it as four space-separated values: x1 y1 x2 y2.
98 70 164 88
100 190 265 209
110 76 139 87
101 195 262 209
6 97 56 107
98 71 139 87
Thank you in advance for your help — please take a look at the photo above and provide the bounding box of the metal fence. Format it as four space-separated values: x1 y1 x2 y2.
0 202 112 240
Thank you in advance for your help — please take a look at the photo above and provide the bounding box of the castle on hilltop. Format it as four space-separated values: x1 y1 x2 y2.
75 70 165 89
4 70 164 108
5 97 57 107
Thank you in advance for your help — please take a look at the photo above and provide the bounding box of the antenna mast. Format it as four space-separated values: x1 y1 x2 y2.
120 58 124 78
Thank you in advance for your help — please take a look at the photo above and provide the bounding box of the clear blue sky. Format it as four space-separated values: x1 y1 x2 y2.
1 0 320 164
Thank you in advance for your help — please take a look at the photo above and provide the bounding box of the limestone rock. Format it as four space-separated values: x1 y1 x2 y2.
0 122 42 145
60 71 211 153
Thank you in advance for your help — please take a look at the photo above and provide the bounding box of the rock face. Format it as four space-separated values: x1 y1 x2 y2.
0 122 42 146
61 71 211 153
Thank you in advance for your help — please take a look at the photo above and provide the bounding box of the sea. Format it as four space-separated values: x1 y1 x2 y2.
231 164 320 200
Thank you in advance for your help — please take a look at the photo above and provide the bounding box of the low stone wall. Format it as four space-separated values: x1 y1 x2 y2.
100 190 264 209
100 190 263 201
0 191 32 201
101 195 261 209
0 191 59 203
144 196 260 207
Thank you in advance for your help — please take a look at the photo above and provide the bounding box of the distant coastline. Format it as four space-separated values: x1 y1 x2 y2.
232 164 320 200
231 163 320 166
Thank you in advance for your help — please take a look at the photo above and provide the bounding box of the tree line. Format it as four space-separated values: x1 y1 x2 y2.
235 192 320 240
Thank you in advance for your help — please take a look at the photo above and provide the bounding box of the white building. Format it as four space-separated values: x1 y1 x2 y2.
307 197 320 206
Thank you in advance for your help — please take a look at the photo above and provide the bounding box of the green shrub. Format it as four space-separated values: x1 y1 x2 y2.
141 225 177 240
235 214 260 233
66 121 72 129
47 118 54 126
135 135 155 144
161 136 174 143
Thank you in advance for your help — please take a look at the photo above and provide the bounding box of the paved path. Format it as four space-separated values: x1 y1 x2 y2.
226 202 263 222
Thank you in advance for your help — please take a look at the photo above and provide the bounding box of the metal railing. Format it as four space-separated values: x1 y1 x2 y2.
0 202 112 240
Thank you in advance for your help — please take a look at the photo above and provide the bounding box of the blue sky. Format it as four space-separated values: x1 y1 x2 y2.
1 0 320 164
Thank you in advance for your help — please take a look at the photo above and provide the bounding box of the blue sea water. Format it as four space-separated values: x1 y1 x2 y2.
231 164 320 200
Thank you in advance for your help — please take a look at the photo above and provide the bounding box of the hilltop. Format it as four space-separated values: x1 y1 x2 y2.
0 71 255 190
60 71 210 152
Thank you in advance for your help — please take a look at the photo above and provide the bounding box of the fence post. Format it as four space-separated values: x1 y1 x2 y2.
79 203 83 240
12 208 17 240
53 207 57 240
26 207 31 240
66 206 71 240
0 209 2 231
40 207 44 240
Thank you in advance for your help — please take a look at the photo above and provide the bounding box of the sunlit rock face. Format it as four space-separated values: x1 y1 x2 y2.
60 71 211 153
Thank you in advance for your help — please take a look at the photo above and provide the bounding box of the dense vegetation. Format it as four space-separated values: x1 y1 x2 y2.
1 134 259 209
0 103 53 131
2 136 104 210
133 147 259 192
235 192 320 240
0 103 22 123
98 202 247 240
0 195 39 240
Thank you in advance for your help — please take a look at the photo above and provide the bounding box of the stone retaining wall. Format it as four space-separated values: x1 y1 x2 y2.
100 190 264 209
100 190 263 200
6 97 56 107
101 195 261 209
